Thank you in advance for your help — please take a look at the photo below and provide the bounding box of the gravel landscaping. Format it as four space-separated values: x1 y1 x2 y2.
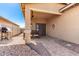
0 44 39 56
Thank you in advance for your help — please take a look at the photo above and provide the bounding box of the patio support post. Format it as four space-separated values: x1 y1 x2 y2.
24 5 36 45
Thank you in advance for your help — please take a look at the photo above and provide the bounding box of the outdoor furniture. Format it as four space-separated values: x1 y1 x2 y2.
1 27 8 40
0 27 12 40
31 30 40 38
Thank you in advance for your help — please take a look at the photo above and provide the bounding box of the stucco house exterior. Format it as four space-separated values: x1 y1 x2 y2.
21 3 79 44
0 16 21 37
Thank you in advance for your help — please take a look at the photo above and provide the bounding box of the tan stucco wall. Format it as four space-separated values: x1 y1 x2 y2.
12 25 21 36
47 5 79 44
0 18 12 27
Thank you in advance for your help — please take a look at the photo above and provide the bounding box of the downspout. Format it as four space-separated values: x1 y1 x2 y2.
59 3 76 12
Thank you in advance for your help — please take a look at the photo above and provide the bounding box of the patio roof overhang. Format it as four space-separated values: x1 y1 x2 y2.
20 3 62 19
20 3 25 17
30 8 62 15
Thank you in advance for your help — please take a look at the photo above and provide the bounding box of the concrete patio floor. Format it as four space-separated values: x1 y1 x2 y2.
33 36 79 56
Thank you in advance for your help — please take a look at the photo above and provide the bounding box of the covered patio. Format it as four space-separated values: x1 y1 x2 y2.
21 3 63 44
21 3 79 45
31 9 61 38
31 9 79 55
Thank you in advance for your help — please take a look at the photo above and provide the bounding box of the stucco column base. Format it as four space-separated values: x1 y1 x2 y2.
25 38 37 45
25 37 37 45
25 40 37 45
24 30 37 45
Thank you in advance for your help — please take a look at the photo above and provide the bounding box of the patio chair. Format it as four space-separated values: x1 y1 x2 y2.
31 30 40 38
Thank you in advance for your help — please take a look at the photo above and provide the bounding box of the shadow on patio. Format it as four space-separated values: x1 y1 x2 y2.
32 36 79 56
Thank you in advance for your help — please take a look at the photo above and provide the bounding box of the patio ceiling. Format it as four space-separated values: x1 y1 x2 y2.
31 8 62 19
32 11 60 19
21 3 62 20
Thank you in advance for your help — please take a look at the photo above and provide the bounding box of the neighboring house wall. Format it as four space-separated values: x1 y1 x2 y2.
0 18 12 27
12 25 21 36
0 17 21 36
47 5 79 44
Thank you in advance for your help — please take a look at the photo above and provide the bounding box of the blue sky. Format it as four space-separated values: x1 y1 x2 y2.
0 3 25 28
